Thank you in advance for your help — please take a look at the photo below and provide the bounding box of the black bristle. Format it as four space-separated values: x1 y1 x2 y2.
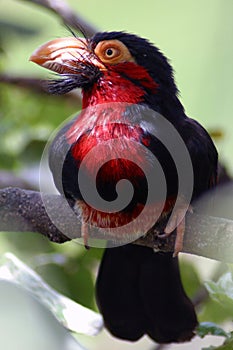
43 62 101 95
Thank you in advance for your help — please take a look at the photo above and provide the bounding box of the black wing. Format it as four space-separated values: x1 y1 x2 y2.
48 116 79 199
181 117 218 199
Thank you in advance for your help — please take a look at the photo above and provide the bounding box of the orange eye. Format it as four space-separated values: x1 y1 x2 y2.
94 39 135 65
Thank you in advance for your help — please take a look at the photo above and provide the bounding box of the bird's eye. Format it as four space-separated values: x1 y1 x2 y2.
94 39 134 65
103 47 120 59
106 49 113 56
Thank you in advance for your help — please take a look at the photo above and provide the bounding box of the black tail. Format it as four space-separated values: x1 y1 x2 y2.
96 244 197 343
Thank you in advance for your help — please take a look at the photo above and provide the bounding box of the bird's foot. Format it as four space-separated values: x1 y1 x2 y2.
159 200 192 257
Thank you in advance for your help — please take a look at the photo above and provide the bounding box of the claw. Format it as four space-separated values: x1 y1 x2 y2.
74 200 90 249
81 221 90 250
159 201 193 257
172 216 185 257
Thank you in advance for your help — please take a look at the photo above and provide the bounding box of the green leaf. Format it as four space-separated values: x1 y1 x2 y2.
197 322 229 338
205 272 233 313
179 257 201 297
199 297 232 324
0 280 86 350
0 253 103 336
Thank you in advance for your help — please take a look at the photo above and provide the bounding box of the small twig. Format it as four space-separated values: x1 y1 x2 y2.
19 0 97 37
1 187 233 263
0 73 82 103
0 74 49 93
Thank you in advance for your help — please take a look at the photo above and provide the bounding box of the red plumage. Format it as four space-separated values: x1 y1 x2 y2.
30 31 218 343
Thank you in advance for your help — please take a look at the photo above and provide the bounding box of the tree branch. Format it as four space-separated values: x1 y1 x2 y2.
136 211 233 262
0 74 82 103
0 187 69 243
1 187 233 263
0 74 46 93
19 0 97 37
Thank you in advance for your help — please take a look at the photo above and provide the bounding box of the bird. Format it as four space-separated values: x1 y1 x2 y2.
30 31 218 343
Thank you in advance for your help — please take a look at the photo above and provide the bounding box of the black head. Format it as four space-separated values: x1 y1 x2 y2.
91 31 178 97
30 31 184 118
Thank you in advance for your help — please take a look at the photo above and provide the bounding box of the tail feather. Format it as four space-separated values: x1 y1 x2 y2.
96 244 147 340
96 244 197 343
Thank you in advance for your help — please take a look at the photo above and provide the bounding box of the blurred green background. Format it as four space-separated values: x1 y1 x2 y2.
0 0 233 349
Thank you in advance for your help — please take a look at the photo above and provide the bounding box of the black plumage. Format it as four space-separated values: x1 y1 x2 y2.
33 31 218 343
